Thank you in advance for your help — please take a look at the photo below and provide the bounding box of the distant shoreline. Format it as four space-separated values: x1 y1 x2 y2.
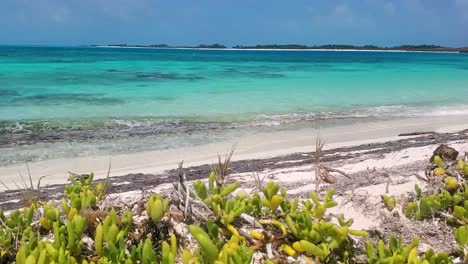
91 44 468 53
94 45 464 54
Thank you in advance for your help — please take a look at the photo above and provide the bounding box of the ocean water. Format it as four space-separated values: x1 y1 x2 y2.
1 46 468 165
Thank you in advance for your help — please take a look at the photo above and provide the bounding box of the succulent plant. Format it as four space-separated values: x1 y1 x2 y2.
146 194 170 223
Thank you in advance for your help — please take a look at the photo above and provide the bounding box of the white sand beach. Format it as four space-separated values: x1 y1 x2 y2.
1 114 467 191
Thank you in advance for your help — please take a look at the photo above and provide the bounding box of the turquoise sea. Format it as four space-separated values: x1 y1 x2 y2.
1 46 468 165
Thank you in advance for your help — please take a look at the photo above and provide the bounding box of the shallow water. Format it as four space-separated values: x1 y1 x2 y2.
1 46 468 165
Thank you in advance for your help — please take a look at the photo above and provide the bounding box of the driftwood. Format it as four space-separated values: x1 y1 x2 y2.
323 166 352 179
314 136 353 189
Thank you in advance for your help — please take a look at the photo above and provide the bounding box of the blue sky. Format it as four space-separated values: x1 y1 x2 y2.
1 0 468 47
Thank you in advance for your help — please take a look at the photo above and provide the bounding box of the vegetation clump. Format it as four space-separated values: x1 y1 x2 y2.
398 151 468 262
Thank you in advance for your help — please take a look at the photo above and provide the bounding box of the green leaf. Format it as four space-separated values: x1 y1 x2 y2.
194 181 208 200
189 225 219 262
455 226 468 246
365 242 377 264
299 240 326 257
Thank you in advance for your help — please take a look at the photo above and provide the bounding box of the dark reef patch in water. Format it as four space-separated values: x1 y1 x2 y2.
247 71 285 78
223 68 286 78
0 89 20 96
329 68 363 72
136 73 178 79
135 72 205 80
303 65 364 72
153 96 176 101
11 93 125 105
105 69 205 81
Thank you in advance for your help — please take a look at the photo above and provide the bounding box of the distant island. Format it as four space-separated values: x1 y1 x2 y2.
175 44 227 49
94 43 468 53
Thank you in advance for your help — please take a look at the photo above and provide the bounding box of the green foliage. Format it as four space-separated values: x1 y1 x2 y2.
146 193 170 223
455 225 468 246
0 204 35 261
455 225 468 262
405 183 468 224
186 224 252 264
0 164 459 263
64 173 98 211
414 184 422 197
192 175 371 262
94 210 136 263
284 190 367 262
193 172 245 225
382 195 397 211
188 225 219 262
40 202 59 230
15 219 88 264
366 237 452 264
434 155 446 169
261 181 285 212
404 154 468 261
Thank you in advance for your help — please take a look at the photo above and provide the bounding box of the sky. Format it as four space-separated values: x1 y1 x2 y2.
1 0 468 47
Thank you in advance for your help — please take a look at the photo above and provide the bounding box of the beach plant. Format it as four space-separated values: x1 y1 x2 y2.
260 181 285 214
382 194 397 211
16 220 86 264
455 225 468 262
405 182 468 225
192 172 370 262
365 236 452 264
406 152 468 225
434 155 446 169
2 149 464 264
284 189 368 263
64 173 98 211
0 204 36 261
87 208 135 263
193 171 245 225
146 193 170 223
402 153 468 261
186 224 252 264
40 201 60 230
130 235 177 264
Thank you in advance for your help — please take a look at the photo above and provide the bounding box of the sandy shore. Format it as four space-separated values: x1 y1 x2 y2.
1 115 468 253
0 115 467 191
